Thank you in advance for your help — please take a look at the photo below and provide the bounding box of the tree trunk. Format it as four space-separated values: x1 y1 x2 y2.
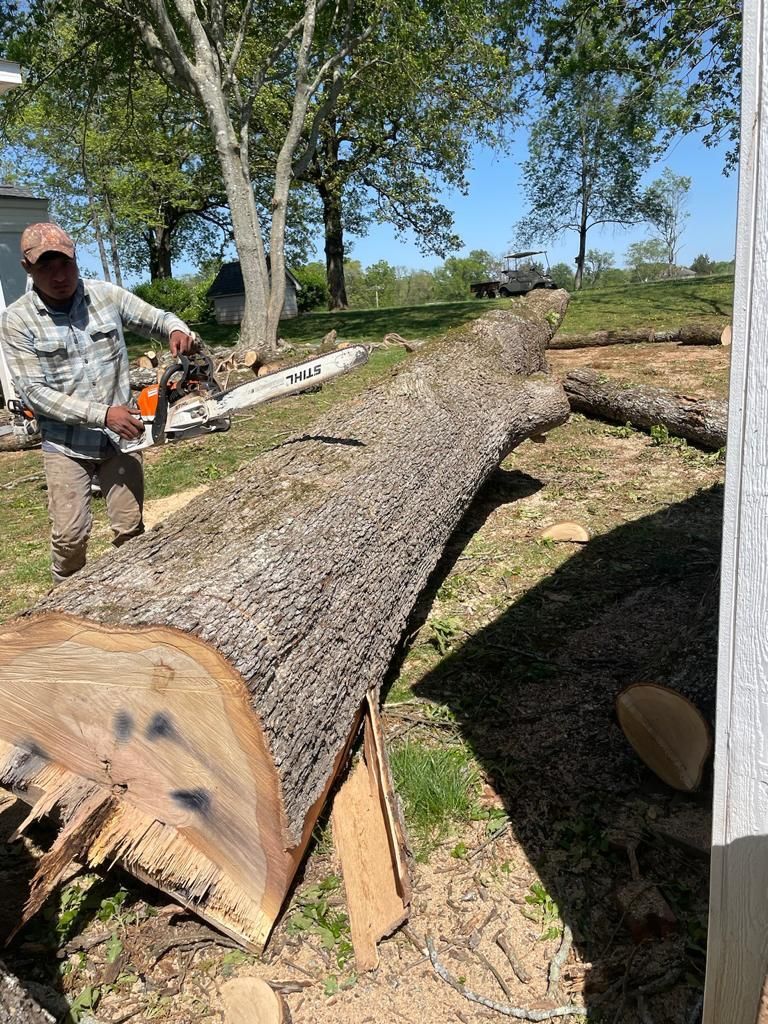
104 194 123 288
84 179 111 282
550 322 725 349
0 291 570 950
197 84 271 356
321 183 349 311
563 367 727 449
147 225 173 281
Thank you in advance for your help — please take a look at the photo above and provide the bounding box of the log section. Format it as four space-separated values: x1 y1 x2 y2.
0 291 570 949
563 367 727 449
550 322 725 350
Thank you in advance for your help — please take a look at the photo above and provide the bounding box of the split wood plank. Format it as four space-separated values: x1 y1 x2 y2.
332 696 410 970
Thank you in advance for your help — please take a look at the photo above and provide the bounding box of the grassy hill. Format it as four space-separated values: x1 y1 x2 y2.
556 273 733 334
180 274 734 353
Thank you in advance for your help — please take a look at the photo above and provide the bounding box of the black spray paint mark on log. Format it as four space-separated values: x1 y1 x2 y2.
113 711 134 743
170 789 212 818
146 712 179 742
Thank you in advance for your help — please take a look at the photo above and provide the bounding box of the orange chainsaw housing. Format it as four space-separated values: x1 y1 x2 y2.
136 385 160 419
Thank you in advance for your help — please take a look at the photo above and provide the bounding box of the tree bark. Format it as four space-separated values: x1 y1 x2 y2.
0 292 570 950
321 181 349 311
147 221 174 281
563 367 727 449
550 322 725 349
0 963 54 1024
104 193 124 288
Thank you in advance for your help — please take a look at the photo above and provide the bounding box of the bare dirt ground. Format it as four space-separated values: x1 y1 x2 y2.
0 341 727 1024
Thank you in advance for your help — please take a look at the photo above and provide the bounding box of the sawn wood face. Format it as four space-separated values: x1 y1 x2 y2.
0 615 290 941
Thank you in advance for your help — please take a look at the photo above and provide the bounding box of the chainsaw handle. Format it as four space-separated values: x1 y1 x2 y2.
152 359 186 443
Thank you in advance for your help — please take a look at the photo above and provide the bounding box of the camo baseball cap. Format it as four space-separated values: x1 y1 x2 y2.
20 222 76 264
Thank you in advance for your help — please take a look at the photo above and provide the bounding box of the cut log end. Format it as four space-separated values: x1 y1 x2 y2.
0 613 297 949
540 522 590 543
221 977 288 1023
616 682 713 791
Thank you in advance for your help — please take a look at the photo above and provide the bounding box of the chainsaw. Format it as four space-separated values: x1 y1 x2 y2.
121 344 370 453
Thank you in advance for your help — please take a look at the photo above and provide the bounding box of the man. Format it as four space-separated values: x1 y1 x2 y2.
0 222 195 585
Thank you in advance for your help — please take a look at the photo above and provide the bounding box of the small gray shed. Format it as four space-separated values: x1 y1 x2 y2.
0 185 48 305
207 260 301 325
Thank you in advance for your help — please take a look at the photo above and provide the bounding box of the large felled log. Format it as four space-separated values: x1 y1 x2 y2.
550 321 725 350
0 291 570 950
563 367 727 450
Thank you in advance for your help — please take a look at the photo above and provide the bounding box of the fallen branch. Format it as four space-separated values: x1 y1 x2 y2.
475 947 514 1000
495 930 531 985
0 474 44 490
563 368 728 450
426 936 587 1020
547 924 573 1001
550 322 725 350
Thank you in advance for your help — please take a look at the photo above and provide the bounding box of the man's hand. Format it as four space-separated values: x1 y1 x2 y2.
169 330 196 357
106 405 144 440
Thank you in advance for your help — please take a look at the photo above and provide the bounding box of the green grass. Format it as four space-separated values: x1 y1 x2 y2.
390 740 479 859
126 276 734 357
558 274 733 334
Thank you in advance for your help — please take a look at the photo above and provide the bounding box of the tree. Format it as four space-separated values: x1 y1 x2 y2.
515 62 656 290
6 1 378 354
690 253 714 275
625 239 667 281
640 169 691 272
532 0 741 172
433 250 498 301
583 249 614 287
549 262 574 290
293 0 519 309
292 261 328 311
3 17 231 284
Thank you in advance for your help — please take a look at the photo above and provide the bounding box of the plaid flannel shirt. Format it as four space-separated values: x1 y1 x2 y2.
0 279 189 459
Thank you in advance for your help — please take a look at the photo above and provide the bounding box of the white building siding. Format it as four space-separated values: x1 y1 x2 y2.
704 1 768 1020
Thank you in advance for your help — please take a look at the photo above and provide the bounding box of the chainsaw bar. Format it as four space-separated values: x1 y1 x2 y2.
122 344 369 453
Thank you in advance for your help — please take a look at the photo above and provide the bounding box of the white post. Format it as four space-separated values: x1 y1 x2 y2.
0 60 23 407
704 0 768 1020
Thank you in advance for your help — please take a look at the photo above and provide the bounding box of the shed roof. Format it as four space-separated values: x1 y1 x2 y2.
0 184 47 202
207 259 301 298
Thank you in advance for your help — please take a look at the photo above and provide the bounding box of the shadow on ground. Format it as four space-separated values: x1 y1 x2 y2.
395 468 722 1023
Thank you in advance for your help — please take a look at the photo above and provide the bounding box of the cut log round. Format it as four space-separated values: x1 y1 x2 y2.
563 367 728 450
0 290 570 950
720 323 732 347
540 522 590 543
550 323 724 350
616 683 712 791
221 977 287 1023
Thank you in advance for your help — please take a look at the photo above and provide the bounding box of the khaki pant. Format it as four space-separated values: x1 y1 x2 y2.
42 449 144 585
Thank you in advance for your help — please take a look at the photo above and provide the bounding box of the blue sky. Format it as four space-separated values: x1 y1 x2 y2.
335 128 739 274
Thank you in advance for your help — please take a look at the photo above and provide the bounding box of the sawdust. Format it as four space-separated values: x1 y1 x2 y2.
142 485 210 530
548 342 729 399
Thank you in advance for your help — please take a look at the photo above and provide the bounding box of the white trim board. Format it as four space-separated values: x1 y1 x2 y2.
704 0 768 1019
